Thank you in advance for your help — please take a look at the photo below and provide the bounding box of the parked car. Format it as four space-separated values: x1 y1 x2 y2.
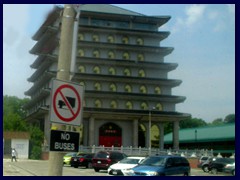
70 153 94 168
108 156 146 176
92 151 127 172
208 157 235 174
223 162 235 176
197 156 212 168
129 155 191 176
201 157 215 172
63 152 78 166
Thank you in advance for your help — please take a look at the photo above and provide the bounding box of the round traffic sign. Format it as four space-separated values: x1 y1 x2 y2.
53 84 81 122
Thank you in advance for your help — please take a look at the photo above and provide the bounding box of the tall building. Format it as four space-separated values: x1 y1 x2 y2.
24 4 190 150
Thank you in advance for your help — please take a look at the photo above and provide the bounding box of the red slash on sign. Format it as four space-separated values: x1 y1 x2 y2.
53 84 81 122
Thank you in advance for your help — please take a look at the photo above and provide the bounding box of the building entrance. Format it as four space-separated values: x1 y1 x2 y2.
99 123 122 147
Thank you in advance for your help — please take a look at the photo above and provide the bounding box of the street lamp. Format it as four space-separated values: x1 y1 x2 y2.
195 129 198 149
149 107 155 148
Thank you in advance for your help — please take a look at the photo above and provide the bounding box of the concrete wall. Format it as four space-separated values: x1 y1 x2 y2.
11 139 29 159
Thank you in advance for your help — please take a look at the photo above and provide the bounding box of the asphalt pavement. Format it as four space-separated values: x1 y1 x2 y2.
3 158 231 176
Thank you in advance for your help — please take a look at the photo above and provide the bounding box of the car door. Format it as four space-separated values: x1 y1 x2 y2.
164 158 178 176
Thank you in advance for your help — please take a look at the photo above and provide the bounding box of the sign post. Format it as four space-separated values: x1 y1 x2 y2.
48 4 76 176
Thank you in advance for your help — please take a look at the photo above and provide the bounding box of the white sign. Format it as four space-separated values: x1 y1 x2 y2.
50 79 84 126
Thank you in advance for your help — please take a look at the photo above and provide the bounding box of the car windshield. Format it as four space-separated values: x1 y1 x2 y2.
119 158 141 164
140 156 166 166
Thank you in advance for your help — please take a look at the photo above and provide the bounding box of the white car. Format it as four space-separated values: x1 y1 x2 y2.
108 156 146 176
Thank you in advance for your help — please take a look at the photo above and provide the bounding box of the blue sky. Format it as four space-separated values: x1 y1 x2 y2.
3 4 235 122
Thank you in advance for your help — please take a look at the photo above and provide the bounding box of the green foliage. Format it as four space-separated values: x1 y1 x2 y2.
180 117 207 129
3 95 30 131
224 114 235 123
29 126 44 146
3 95 44 160
30 146 42 160
210 118 223 126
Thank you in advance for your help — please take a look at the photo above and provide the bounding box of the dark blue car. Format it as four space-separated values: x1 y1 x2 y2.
130 155 190 176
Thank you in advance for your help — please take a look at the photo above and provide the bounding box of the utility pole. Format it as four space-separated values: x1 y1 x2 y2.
48 4 76 176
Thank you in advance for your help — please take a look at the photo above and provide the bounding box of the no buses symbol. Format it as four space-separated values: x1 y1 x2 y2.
50 79 84 126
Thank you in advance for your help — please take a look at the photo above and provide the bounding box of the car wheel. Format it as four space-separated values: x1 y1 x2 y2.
211 168 218 174
74 165 78 168
86 162 93 168
232 170 235 176
183 172 189 176
202 165 209 172
94 168 100 172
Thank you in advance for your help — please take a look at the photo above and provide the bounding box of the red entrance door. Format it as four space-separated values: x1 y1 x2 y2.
99 123 122 147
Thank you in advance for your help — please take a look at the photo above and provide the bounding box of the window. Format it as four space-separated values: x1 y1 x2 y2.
93 66 101 74
122 36 129 44
108 51 115 59
155 86 161 94
92 66 102 74
122 52 130 60
137 53 145 61
78 65 85 73
109 83 117 92
95 99 102 108
126 101 133 109
93 49 100 58
125 84 132 93
78 33 84 41
110 100 118 109
141 102 148 110
136 37 144 45
92 34 100 42
109 67 116 75
156 103 163 111
94 82 101 91
107 35 115 43
79 81 85 87
124 68 131 76
138 69 146 77
140 85 147 94
78 49 85 57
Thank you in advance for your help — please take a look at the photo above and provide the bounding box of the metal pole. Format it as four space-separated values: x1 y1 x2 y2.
149 107 155 149
149 110 151 149
48 4 76 176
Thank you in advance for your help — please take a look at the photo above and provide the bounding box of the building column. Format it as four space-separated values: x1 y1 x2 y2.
88 117 95 146
173 121 179 150
132 119 138 147
158 122 164 150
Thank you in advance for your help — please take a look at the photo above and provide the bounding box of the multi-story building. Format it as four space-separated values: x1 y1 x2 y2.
24 4 190 150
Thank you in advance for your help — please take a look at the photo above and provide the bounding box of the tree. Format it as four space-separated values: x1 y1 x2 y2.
3 95 44 159
224 114 235 124
3 95 29 131
180 117 207 129
210 118 224 126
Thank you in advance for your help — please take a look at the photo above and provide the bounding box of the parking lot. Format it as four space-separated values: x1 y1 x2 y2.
3 159 231 176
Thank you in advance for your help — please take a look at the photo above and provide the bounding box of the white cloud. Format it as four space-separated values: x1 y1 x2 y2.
3 4 35 98
3 4 30 46
171 4 206 33
185 4 206 27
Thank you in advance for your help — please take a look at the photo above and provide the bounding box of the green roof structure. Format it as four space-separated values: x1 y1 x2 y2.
164 123 235 144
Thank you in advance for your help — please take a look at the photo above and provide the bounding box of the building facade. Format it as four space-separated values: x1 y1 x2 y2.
24 4 189 150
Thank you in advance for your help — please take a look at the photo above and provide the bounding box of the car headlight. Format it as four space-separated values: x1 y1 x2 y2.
146 171 158 176
128 169 134 175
